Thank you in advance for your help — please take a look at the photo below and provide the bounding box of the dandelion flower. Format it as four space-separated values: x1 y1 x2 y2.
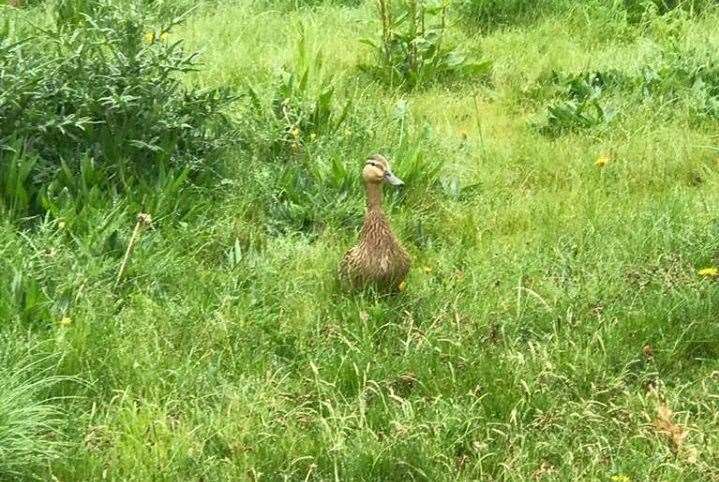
698 267 719 277
595 154 610 168
143 32 155 44
58 316 72 327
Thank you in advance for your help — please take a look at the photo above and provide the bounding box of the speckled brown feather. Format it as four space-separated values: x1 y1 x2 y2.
340 160 410 291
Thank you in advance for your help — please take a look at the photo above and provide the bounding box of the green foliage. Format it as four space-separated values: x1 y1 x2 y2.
0 353 65 480
0 1 236 219
242 29 352 161
642 45 719 120
623 0 719 21
256 0 362 8
538 71 620 135
455 0 559 30
240 80 444 235
3 1 719 480
360 0 491 90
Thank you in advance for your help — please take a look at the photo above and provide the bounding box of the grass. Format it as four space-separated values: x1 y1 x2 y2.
1 0 719 480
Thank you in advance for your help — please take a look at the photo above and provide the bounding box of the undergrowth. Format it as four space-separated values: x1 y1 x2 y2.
1 0 718 480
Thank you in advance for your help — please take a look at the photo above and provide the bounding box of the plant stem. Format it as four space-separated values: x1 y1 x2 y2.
114 213 152 289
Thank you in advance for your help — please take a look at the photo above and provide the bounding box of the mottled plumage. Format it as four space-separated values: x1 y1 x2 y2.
340 154 410 291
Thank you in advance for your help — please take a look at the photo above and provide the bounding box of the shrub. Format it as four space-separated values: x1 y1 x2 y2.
0 1 236 219
360 0 491 90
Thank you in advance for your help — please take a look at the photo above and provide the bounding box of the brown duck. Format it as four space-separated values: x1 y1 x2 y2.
340 154 410 291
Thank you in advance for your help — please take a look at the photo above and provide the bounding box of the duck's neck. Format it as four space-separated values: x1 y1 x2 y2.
365 182 383 212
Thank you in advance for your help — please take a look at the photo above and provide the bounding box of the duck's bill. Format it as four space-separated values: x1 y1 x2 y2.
384 171 404 186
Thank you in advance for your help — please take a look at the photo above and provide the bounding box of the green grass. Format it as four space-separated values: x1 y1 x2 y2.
1 0 719 480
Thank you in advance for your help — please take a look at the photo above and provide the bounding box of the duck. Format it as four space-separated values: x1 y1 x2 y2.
339 154 411 291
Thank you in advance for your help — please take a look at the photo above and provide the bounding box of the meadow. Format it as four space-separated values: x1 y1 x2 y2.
1 0 718 480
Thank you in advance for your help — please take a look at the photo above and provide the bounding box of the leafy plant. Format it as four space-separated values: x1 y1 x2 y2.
641 45 719 120
539 71 620 135
360 0 491 90
0 1 237 219
242 28 352 160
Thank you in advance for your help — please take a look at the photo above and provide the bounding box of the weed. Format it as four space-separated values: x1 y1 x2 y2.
360 0 491 90
537 71 620 135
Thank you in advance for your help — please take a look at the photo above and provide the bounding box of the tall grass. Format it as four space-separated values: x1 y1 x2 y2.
1 0 718 480
0 351 65 480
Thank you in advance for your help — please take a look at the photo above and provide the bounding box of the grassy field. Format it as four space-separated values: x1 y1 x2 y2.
1 0 719 480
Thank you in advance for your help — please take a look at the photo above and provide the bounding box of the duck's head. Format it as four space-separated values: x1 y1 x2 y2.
362 154 404 187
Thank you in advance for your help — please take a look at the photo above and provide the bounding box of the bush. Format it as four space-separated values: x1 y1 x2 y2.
0 1 236 219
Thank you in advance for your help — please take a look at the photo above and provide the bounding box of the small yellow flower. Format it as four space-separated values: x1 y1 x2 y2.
698 267 719 277
143 32 155 44
398 281 406 292
58 316 72 327
610 475 631 482
595 154 610 168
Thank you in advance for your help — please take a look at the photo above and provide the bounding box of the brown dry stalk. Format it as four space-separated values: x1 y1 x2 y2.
114 213 152 289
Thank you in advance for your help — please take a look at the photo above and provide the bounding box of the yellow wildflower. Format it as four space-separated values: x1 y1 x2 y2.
398 281 406 292
698 267 719 277
58 316 72 327
610 475 631 482
143 32 155 45
595 154 610 168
